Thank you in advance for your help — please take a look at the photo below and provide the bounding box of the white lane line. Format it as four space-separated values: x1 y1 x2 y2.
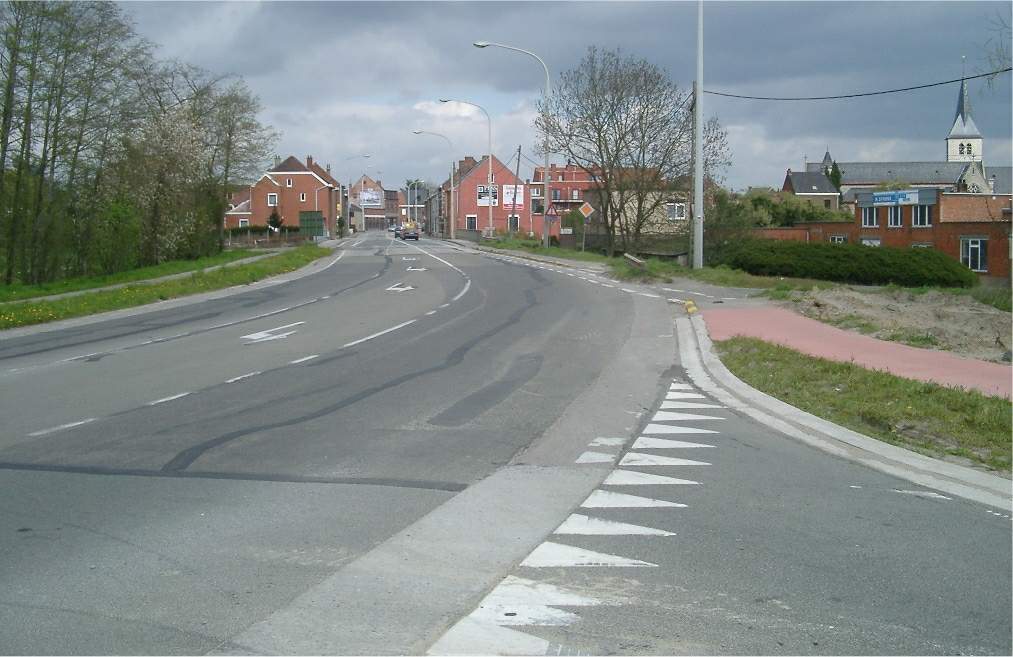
892 489 952 500
637 292 662 298
582 490 686 508
147 392 191 406
641 423 718 435
521 542 656 568
566 273 575 277
575 451 616 464
589 437 625 447
439 303 450 308
451 278 472 302
620 453 711 466
620 288 636 294
290 355 318 364
604 470 700 486
660 401 725 410
403 240 467 275
555 514 675 537
225 371 261 384
633 437 715 449
317 248 347 272
28 418 97 437
663 288 686 293
351 240 364 247
687 291 713 298
342 319 416 348
652 410 724 422
667 297 685 303
425 310 437 316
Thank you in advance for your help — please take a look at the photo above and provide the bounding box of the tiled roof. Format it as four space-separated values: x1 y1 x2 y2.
986 167 1012 194
807 161 968 185
309 161 338 186
787 171 837 194
948 79 982 139
269 156 309 172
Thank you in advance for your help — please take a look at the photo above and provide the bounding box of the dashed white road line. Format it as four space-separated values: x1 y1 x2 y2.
892 489 952 500
28 418 97 437
425 310 437 316
289 354 318 364
342 319 416 348
225 371 261 384
147 392 191 406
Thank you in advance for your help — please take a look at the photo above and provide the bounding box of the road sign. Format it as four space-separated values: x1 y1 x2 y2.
546 204 558 222
560 228 574 235
578 202 595 220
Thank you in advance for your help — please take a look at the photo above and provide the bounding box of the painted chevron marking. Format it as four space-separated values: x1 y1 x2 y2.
582 489 686 508
670 383 695 390
665 391 708 400
604 470 701 486
652 410 724 422
641 423 718 435
661 401 725 409
589 437 626 447
632 437 715 449
556 514 675 536
575 451 616 464
620 453 711 466
427 617 549 655
521 542 657 568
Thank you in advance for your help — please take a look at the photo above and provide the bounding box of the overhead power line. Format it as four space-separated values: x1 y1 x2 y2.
703 67 1012 101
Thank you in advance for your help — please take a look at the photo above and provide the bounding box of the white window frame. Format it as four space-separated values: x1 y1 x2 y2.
666 203 687 222
860 237 881 247
861 206 877 227
466 214 478 231
507 215 520 232
913 205 932 227
571 189 580 200
299 192 306 202
888 206 902 228
552 188 561 201
267 193 278 207
238 218 250 228
531 186 541 198
960 237 987 272
286 178 293 187
829 235 847 244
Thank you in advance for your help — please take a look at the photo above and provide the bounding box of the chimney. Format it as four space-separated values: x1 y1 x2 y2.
988 175 996 193
326 163 331 174
306 155 314 168
273 155 281 168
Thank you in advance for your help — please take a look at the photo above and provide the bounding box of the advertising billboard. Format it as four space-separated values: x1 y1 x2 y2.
872 189 919 206
477 184 499 207
358 188 383 207
503 184 524 209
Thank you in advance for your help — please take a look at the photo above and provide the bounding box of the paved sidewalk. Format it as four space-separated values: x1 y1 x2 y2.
702 306 1012 399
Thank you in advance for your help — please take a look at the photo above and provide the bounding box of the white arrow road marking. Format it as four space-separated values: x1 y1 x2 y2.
661 401 725 410
620 453 711 467
582 490 686 508
521 542 657 568
555 513 675 536
427 617 549 656
386 282 415 292
633 437 715 449
604 470 700 486
402 257 418 261
666 391 708 400
406 267 428 271
589 437 625 447
147 392 191 406
575 451 616 464
241 321 305 343
892 489 952 500
641 424 718 435
28 418 97 437
651 411 724 422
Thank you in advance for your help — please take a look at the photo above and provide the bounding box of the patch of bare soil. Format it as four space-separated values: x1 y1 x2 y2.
780 287 1013 363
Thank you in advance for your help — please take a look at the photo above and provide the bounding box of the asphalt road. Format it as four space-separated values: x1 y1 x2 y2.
1 234 1009 655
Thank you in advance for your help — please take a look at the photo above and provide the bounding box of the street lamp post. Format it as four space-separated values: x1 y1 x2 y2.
440 98 493 235
412 130 456 239
473 41 551 248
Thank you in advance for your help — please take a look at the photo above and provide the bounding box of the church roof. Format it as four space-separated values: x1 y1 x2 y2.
807 160 970 185
786 170 837 194
821 150 833 167
948 78 982 139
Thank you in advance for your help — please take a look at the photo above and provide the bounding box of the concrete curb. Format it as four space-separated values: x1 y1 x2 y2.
443 240 610 274
675 314 1011 511
0 240 348 340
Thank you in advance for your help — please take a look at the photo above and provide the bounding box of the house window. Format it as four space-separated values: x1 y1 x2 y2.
557 174 563 181
888 206 902 227
531 186 541 197
286 178 293 187
490 173 495 183
239 218 249 227
860 237 881 247
829 235 847 244
571 189 580 200
911 242 932 248
861 206 877 227
466 215 477 231
508 215 520 232
299 192 306 202
666 203 687 221
913 205 932 227
267 193 278 206
960 237 987 272
824 199 831 209
552 188 561 201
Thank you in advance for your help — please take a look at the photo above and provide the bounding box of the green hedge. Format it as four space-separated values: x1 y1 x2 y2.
713 239 977 288
226 225 300 236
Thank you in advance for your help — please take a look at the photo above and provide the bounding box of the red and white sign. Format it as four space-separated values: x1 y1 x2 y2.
578 202 595 219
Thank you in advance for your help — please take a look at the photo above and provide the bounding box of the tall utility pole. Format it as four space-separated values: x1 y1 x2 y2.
512 145 522 233
692 0 704 268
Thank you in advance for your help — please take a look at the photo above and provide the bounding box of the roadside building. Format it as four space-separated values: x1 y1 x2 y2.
454 155 552 237
782 169 840 210
225 155 339 237
349 174 386 232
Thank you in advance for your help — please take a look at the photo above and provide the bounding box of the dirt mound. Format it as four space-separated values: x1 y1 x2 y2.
781 287 1012 363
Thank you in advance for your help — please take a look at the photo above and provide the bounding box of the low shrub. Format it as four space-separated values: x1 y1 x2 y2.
713 239 977 288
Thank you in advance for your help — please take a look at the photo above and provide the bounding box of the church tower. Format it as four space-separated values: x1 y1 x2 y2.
946 76 983 162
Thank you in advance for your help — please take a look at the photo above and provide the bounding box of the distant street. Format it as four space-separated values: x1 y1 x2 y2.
1 235 1009 655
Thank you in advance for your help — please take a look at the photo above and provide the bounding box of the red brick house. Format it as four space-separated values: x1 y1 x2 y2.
226 155 340 236
454 155 560 237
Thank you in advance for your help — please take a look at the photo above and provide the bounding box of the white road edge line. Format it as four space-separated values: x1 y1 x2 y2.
147 392 191 406
451 278 472 302
342 319 417 348
290 355 319 364
226 371 261 384
28 418 97 437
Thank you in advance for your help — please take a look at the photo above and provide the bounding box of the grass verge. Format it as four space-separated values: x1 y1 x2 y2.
883 284 1012 313
715 336 1011 471
0 249 257 303
482 237 614 264
0 245 330 330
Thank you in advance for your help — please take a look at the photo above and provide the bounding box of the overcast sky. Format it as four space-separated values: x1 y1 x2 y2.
123 1 1012 191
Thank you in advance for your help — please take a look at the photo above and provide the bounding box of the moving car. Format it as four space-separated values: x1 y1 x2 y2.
402 225 419 240
394 225 404 238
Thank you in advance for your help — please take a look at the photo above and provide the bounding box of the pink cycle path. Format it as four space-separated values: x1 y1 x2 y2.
702 307 1012 399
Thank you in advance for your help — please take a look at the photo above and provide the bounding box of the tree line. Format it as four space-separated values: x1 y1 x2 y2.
0 1 276 286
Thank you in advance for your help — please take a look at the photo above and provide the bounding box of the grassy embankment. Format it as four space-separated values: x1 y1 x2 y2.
0 245 330 330
716 337 1011 472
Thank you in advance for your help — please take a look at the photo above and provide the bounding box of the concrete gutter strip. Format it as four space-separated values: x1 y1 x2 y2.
678 314 1012 511
0 240 348 341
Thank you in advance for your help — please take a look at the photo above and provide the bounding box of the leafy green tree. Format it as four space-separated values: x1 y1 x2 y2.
829 162 842 190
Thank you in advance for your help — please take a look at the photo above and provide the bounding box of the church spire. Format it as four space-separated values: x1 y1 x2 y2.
949 61 981 139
